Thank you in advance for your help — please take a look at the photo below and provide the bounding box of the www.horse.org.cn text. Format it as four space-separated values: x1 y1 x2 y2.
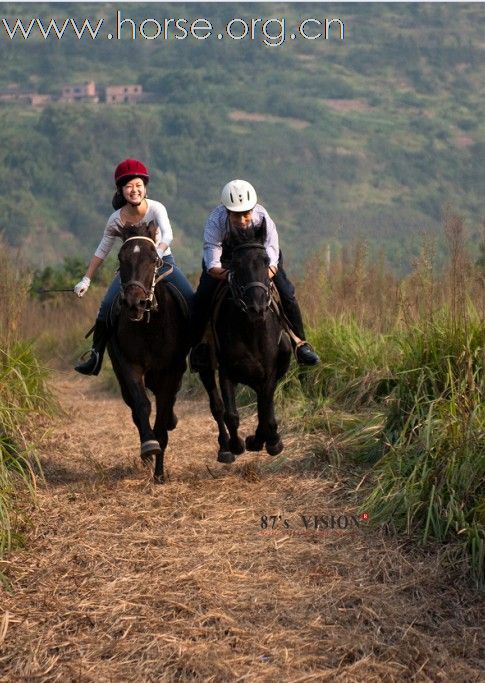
0 12 345 47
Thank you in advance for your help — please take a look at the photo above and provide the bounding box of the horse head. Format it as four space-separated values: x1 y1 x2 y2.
118 220 160 321
228 217 271 322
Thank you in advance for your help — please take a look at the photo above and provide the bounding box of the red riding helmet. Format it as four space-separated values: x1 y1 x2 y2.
114 159 149 186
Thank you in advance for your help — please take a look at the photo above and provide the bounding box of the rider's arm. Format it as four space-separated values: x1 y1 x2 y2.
152 223 168 256
253 206 279 280
84 254 104 279
203 206 225 273
258 206 279 270
94 213 121 261
151 202 172 256
81 215 122 280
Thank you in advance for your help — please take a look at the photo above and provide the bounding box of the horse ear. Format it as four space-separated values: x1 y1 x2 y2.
146 220 158 242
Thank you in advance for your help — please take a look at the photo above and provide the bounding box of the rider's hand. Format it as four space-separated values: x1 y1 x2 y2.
208 267 229 281
74 276 91 297
268 266 278 280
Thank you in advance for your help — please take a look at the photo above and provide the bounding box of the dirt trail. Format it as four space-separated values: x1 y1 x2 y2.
0 372 482 682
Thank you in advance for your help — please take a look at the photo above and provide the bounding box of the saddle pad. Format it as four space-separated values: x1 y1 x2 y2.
164 282 190 321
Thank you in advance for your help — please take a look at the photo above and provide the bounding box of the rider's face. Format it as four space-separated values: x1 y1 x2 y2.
122 177 146 206
228 209 253 230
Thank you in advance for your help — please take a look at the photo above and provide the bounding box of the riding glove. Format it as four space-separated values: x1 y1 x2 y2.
74 276 91 297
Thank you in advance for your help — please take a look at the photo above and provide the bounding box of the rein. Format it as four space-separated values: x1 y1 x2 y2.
228 273 271 313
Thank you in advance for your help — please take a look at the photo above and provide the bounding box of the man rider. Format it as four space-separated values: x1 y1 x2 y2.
190 179 320 370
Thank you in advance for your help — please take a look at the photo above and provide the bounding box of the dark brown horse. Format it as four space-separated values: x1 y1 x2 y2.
108 221 189 483
197 221 292 463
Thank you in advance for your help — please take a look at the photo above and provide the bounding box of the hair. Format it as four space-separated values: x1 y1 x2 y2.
112 175 148 210
112 189 126 210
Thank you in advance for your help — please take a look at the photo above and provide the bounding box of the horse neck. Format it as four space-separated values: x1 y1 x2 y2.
153 281 169 318
227 299 274 341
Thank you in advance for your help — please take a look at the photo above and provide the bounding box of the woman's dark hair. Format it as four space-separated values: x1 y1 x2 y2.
112 174 148 210
112 188 126 210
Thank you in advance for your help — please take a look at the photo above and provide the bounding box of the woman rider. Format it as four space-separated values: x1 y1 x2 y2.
74 158 194 375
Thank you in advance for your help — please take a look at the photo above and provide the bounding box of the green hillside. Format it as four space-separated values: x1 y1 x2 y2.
0 2 483 274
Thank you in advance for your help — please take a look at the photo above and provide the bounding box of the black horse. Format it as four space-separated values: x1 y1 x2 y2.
197 221 292 463
108 221 189 483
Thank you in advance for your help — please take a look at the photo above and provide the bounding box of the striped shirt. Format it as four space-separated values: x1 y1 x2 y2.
203 204 279 271
94 198 173 260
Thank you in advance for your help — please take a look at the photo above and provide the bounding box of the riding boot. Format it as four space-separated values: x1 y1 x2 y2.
74 319 109 376
281 299 320 366
189 273 218 372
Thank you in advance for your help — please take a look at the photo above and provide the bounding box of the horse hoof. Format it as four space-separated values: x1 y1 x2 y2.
141 440 161 461
266 438 284 456
229 437 245 455
153 474 165 485
217 451 236 464
245 435 264 452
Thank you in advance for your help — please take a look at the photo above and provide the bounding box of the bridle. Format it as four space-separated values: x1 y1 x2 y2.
119 235 171 320
228 242 271 313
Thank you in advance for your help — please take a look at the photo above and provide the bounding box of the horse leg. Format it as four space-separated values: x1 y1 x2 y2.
199 367 234 464
252 380 284 456
152 395 168 485
151 370 184 484
245 381 266 452
219 372 245 456
110 351 161 463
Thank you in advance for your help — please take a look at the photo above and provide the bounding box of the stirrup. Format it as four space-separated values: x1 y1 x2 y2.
74 349 101 376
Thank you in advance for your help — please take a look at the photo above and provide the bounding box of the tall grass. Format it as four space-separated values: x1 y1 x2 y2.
364 317 484 585
0 240 57 555
293 214 484 586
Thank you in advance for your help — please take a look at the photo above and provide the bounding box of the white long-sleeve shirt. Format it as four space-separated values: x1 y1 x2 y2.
94 198 173 260
203 204 279 271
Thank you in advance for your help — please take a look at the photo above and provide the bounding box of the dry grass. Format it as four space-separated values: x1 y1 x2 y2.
321 99 373 113
298 214 485 333
228 111 310 130
20 290 100 368
0 373 482 682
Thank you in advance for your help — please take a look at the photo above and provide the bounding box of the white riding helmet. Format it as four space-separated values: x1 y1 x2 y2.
221 179 257 212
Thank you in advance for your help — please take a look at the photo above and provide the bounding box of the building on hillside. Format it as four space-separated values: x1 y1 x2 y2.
0 89 21 103
105 84 143 104
61 80 98 103
29 94 53 106
0 89 52 106
0 81 146 107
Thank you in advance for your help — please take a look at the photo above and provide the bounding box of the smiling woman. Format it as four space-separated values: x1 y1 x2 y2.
73 158 194 376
